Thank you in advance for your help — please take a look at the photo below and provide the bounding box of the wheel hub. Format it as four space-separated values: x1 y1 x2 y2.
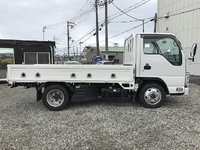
46 89 64 107
52 92 62 101
150 92 157 99
144 88 162 105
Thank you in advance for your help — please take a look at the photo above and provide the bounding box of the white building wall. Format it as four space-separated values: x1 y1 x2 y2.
157 0 200 75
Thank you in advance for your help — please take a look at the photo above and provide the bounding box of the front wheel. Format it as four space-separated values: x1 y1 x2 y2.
42 85 69 111
139 83 166 108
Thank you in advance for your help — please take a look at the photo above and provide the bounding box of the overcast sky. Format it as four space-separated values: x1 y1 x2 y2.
0 0 157 53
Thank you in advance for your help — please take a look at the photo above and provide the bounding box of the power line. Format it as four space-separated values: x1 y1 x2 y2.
45 0 96 42
111 1 152 32
72 1 94 23
110 20 144 23
108 0 151 21
109 20 151 39
71 0 92 21
58 1 96 42
67 0 152 46
55 0 152 46
70 26 96 45
111 2 141 21
69 1 152 47
97 7 200 43
57 6 95 41
76 7 95 25
89 19 151 46
43 0 152 42
82 34 94 43
64 2 200 48
107 7 200 41
69 21 104 47
43 0 94 29
109 15 154 23
159 7 200 19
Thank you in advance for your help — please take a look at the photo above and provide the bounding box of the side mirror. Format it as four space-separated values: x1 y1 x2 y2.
189 43 197 62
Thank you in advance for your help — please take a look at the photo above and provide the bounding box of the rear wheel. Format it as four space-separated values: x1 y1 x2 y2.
139 83 166 108
42 85 69 111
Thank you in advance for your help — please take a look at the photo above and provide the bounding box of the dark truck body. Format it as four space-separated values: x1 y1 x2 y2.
0 39 55 80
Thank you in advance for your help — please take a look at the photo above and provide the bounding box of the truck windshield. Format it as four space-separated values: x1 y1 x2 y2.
143 36 182 66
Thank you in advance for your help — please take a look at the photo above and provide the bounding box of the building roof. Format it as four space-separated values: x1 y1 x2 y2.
99 46 124 52
0 39 55 47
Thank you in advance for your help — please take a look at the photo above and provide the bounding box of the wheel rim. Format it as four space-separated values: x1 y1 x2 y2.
144 87 162 105
46 89 65 107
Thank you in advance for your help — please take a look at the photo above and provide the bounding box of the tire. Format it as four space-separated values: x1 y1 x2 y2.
139 83 166 108
42 85 69 111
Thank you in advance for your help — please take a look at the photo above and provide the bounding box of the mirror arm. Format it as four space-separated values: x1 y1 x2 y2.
188 57 195 62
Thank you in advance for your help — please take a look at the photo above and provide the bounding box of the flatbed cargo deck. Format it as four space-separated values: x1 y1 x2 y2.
7 64 135 90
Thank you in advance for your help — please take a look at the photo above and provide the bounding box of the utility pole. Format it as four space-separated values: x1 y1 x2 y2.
67 22 70 60
79 42 83 55
150 13 157 33
53 35 59 41
95 0 100 56
105 0 108 60
76 47 79 57
42 26 46 41
67 21 75 61
100 0 112 60
142 19 144 33
153 13 157 33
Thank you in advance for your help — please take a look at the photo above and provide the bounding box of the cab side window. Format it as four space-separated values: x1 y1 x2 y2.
143 36 182 66
144 42 158 54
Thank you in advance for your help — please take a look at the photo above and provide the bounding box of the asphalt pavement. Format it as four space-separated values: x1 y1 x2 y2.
190 75 200 85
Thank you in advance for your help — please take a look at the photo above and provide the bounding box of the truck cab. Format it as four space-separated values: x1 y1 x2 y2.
124 33 188 95
123 33 197 108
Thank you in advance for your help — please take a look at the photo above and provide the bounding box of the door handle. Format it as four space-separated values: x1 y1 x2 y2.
144 66 151 70
144 63 151 70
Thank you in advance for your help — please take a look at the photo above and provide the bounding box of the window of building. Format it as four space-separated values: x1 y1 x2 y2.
114 59 119 64
38 53 50 64
24 53 37 64
24 52 50 64
0 47 14 79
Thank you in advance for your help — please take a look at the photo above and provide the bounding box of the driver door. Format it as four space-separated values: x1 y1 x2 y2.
139 35 185 89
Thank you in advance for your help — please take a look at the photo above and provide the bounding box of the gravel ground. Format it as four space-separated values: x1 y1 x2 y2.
0 83 200 150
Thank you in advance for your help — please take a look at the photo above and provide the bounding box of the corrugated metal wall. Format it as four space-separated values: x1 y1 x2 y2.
157 0 200 75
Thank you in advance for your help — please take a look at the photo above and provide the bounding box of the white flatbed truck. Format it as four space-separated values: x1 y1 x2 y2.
6 33 197 111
